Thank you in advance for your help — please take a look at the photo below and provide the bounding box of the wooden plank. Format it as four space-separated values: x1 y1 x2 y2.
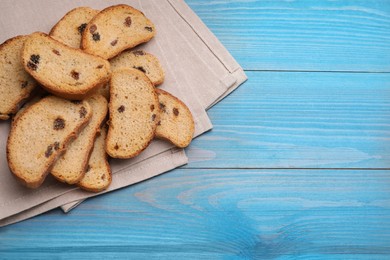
0 169 389 258
186 0 390 72
185 71 390 168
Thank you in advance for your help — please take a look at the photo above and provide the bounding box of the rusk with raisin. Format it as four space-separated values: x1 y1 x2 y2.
22 32 111 100
7 96 92 188
50 7 99 49
51 94 108 184
0 36 39 120
110 50 164 86
81 4 156 59
106 68 159 158
78 126 112 192
155 89 195 148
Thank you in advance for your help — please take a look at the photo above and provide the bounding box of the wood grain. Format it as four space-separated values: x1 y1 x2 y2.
0 169 389 258
186 0 390 72
185 71 390 168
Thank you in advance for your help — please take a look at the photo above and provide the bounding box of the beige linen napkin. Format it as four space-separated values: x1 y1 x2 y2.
61 0 247 212
0 0 246 226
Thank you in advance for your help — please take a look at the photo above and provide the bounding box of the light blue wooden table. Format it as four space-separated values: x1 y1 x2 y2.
1 0 390 259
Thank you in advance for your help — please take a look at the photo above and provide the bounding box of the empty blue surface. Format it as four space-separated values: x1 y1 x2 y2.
1 0 390 259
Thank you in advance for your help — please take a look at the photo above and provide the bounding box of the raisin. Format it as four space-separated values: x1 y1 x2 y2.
45 145 53 158
159 102 166 112
133 66 146 73
151 114 156 121
78 23 87 34
21 81 28 88
144 26 153 32
71 70 80 80
96 65 104 69
110 39 118 46
114 144 119 150
53 117 65 130
124 16 132 27
101 174 106 180
173 108 179 116
52 49 60 56
71 100 81 104
30 54 40 64
133 50 144 56
92 32 100 41
150 104 155 111
89 24 97 34
79 106 87 118
86 164 91 172
118 105 125 113
27 61 37 71
54 142 60 150
157 121 161 126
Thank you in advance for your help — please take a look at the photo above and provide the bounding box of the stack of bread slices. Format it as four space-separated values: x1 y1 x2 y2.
1 5 195 191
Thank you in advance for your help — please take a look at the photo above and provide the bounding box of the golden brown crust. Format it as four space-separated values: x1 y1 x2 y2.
155 89 195 148
78 128 112 192
6 96 92 188
49 7 99 49
0 35 39 118
51 94 108 184
22 32 111 100
81 4 156 59
106 68 159 159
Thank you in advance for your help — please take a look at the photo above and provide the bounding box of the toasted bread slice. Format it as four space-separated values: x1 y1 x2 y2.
0 35 39 120
110 50 164 86
81 4 156 59
7 96 92 188
51 94 108 184
106 68 159 158
50 7 99 49
22 32 111 100
155 89 195 148
78 126 111 192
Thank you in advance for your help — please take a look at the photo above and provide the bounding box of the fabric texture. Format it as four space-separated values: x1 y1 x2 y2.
0 0 247 227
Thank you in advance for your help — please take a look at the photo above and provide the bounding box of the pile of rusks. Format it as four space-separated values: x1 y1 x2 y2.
0 5 195 192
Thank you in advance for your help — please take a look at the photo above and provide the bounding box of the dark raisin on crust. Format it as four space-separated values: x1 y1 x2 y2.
133 66 146 73
52 49 60 56
133 50 145 56
86 164 91 172
71 70 80 80
53 117 65 130
78 23 87 34
92 33 100 41
111 39 118 46
27 61 38 71
45 145 53 158
89 24 97 34
79 106 87 118
173 108 179 116
30 54 40 64
124 16 132 27
114 144 119 150
71 100 81 104
159 102 166 112
118 105 125 113
21 81 28 88
96 65 104 69
144 26 153 32
150 104 155 111
101 174 106 180
54 141 60 150
151 114 156 121
157 121 161 126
